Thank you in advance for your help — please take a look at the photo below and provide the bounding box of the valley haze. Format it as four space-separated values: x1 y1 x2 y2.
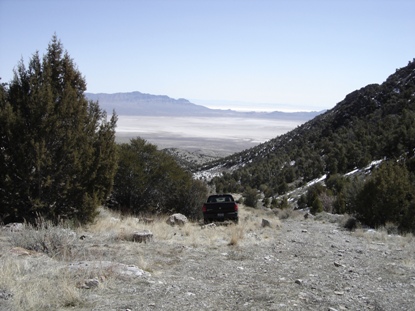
86 92 321 155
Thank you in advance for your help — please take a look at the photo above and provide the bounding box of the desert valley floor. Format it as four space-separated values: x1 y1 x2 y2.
114 116 304 156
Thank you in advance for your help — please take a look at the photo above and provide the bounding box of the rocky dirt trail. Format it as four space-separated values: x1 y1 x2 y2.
99 219 414 311
1 207 414 311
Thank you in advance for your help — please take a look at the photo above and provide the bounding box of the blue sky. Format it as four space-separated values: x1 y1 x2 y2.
1 0 414 112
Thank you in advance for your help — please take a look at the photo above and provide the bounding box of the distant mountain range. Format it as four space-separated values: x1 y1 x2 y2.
85 91 322 121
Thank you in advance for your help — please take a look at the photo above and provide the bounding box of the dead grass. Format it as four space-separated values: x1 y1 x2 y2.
0 204 284 310
86 205 282 249
273 207 302 220
7 220 78 260
228 224 244 246
0 253 83 310
351 227 415 251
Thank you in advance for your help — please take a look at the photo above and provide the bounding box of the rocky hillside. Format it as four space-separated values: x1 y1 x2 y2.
162 148 222 170
198 59 415 193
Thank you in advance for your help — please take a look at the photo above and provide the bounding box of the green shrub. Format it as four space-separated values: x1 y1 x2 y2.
311 197 323 215
243 188 259 207
110 138 208 219
354 161 415 233
0 36 117 224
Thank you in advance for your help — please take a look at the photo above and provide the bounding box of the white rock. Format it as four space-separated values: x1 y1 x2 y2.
166 213 188 226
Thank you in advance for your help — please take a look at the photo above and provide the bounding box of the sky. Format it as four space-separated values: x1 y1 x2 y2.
1 0 414 112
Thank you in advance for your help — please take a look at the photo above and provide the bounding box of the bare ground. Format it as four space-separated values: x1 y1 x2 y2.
1 206 414 311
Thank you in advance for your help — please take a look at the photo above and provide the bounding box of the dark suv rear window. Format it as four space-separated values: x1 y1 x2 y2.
208 195 234 203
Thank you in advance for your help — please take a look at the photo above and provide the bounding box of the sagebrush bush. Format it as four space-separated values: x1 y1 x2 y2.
273 208 300 220
342 216 359 231
8 218 78 260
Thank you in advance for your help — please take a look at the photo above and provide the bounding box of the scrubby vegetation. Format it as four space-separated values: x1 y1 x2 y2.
110 138 207 219
0 36 207 226
0 36 118 224
1 35 414 235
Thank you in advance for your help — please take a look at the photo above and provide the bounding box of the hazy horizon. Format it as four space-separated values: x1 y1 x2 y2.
1 0 414 113
189 98 328 113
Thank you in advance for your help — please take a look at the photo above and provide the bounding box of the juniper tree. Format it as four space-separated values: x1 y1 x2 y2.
355 161 415 233
0 36 118 224
111 138 207 219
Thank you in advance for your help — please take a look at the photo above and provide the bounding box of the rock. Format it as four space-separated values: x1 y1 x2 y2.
304 212 314 219
261 218 272 228
334 261 344 267
81 278 100 289
166 213 188 226
301 229 308 233
295 279 303 285
0 289 13 300
202 223 216 229
69 261 150 278
132 230 153 243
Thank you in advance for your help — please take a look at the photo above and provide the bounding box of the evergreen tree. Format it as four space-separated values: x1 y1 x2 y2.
355 161 415 232
0 36 117 224
111 138 207 219
243 187 259 207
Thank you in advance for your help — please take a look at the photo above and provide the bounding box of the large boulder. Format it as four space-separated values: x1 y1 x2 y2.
166 213 188 226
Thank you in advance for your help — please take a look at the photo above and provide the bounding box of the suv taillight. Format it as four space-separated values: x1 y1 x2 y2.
234 203 238 211
202 204 207 212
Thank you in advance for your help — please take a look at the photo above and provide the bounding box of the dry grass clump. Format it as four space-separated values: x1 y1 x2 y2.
86 205 283 249
213 204 281 246
351 227 415 247
86 207 140 240
403 232 414 244
7 219 78 260
0 254 83 310
228 224 244 246
273 208 301 220
87 208 180 242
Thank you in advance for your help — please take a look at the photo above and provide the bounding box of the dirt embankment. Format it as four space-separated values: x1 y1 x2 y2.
1 206 414 311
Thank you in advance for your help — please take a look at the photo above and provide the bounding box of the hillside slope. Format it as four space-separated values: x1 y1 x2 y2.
199 59 415 193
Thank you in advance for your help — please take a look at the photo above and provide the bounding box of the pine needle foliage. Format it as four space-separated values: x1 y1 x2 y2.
355 161 415 233
110 138 207 219
0 36 118 224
